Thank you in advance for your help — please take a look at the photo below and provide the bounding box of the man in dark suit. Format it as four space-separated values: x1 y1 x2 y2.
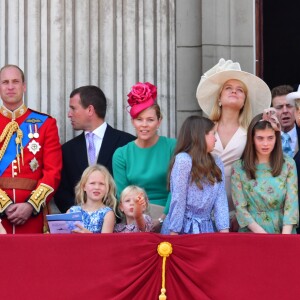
272 85 300 233
54 85 135 213
272 85 300 157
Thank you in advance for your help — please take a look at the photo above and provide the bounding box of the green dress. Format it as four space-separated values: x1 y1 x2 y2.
112 136 176 214
231 156 299 233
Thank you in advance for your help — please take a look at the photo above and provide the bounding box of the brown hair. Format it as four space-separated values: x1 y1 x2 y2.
168 115 222 190
134 103 163 120
0 64 25 82
241 113 283 179
151 103 163 120
70 85 107 119
271 85 293 100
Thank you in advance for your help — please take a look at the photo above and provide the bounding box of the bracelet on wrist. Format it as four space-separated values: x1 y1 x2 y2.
158 218 164 224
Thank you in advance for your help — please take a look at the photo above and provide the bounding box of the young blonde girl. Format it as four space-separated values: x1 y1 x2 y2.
68 165 117 233
114 185 153 233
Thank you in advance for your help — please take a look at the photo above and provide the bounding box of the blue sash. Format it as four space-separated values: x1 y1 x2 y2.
0 111 48 175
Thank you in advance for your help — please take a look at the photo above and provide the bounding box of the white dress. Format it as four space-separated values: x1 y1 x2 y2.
212 126 247 212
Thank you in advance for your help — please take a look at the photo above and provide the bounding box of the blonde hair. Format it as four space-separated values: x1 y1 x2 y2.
294 98 300 110
75 164 117 212
118 185 149 217
210 79 252 129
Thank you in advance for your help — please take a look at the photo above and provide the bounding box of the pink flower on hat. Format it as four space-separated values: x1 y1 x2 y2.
127 82 157 118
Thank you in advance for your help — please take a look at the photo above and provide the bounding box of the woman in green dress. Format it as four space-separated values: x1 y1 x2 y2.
112 82 176 230
231 108 299 234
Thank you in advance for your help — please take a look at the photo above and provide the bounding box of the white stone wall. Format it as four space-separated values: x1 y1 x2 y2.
0 0 176 142
201 0 255 72
0 0 256 141
175 0 255 131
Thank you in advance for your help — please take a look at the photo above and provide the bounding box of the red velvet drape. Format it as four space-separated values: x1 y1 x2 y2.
1 233 299 300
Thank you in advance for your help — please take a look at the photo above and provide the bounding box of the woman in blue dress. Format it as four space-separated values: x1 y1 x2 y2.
163 116 229 234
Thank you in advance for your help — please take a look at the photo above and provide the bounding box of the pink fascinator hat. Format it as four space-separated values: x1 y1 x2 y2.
127 82 157 118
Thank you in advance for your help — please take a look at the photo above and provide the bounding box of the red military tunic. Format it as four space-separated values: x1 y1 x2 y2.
0 104 62 233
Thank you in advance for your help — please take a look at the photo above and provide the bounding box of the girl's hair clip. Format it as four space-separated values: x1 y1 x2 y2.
260 107 281 132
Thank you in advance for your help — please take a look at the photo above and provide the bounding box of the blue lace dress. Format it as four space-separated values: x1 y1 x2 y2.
162 152 229 234
69 205 112 233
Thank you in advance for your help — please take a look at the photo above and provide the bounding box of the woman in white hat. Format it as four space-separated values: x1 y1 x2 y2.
196 58 271 231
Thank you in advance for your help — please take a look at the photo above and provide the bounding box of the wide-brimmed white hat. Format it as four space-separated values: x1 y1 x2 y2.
286 85 300 102
196 58 271 117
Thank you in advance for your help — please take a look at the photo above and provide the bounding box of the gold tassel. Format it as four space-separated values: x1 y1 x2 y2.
17 129 24 165
157 242 173 300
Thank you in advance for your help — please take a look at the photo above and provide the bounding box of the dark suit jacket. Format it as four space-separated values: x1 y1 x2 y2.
54 124 136 212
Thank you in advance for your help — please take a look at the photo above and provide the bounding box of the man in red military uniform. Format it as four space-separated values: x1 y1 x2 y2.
0 64 62 233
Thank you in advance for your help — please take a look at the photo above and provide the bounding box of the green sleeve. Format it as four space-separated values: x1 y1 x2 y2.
283 159 299 227
231 163 254 228
112 147 128 200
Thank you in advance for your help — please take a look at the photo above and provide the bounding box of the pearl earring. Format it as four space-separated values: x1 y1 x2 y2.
218 101 222 107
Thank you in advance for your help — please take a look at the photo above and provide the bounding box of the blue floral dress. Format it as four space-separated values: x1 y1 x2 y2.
231 156 299 233
69 205 112 233
162 152 229 234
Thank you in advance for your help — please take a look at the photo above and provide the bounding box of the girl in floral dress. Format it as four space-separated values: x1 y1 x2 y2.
163 116 229 234
68 164 117 233
114 185 153 233
232 108 299 234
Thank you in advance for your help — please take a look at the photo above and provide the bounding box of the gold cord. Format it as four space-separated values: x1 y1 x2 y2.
157 242 173 300
0 121 24 169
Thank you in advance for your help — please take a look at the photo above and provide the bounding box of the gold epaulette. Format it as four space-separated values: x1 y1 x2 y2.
0 188 13 213
27 183 54 213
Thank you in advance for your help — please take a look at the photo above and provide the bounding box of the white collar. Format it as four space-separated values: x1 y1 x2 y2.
85 122 107 139
282 125 297 139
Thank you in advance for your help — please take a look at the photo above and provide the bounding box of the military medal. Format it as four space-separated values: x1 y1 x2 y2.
33 124 39 138
28 140 41 155
29 157 39 172
28 125 34 139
